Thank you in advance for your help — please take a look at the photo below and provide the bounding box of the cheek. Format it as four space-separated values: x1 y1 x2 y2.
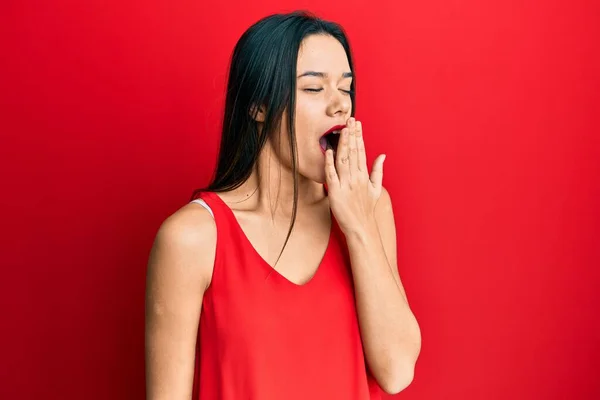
294 102 320 144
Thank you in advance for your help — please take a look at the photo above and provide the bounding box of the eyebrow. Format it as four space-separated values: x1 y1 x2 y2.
297 71 353 79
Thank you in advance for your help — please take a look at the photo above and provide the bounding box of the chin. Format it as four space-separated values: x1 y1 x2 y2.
313 169 328 185
313 176 327 185
295 155 327 185
295 167 327 186
297 172 326 185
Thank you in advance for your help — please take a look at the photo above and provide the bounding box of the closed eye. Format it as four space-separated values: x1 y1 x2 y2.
304 88 354 95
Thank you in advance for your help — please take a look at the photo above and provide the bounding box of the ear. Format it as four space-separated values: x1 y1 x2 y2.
249 104 266 122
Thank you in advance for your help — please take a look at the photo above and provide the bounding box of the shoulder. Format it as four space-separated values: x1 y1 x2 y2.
148 201 217 291
162 201 217 242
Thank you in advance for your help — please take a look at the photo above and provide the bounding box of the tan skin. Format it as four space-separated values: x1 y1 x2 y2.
145 34 421 399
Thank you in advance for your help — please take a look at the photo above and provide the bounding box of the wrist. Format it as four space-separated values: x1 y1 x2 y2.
344 220 380 246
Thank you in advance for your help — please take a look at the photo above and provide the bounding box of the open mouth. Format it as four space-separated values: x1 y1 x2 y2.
319 127 344 157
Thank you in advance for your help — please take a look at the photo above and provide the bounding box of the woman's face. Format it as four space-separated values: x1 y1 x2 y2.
270 34 353 184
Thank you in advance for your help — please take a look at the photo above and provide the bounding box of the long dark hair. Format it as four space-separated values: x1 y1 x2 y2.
191 11 356 266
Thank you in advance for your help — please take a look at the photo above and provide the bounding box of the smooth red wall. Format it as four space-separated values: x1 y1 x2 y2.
1 1 599 399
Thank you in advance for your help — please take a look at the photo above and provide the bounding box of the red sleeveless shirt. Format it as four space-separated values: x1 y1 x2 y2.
191 191 381 399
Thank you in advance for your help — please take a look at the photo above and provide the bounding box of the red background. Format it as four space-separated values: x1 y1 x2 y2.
1 1 599 399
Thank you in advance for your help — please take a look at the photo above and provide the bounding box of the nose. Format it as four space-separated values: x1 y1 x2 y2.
326 89 352 117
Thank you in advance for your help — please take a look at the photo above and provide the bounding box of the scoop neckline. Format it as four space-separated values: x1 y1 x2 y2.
204 191 334 287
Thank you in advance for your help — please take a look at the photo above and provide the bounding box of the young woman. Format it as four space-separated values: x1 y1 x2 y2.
145 11 421 400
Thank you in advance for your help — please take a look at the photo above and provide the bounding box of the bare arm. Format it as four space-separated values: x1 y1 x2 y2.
347 187 421 394
145 205 216 400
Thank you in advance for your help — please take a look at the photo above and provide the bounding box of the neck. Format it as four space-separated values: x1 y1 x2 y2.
225 145 326 217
